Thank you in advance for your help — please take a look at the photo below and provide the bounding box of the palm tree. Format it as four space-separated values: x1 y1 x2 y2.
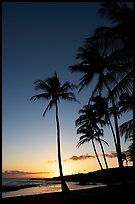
98 2 133 50
87 2 133 56
76 104 109 169
77 126 104 170
84 2 133 105
85 2 133 99
69 46 124 169
30 72 79 193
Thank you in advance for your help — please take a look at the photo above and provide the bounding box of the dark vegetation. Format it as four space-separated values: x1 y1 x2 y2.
31 166 134 185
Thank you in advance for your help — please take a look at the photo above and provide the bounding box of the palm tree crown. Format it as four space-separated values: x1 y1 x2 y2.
30 72 79 116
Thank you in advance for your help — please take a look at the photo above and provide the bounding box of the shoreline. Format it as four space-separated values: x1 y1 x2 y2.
2 184 39 193
2 183 134 203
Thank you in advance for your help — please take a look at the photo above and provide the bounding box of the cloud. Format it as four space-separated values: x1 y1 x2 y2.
47 154 95 164
47 160 57 164
67 154 95 162
2 170 52 176
93 152 117 158
46 152 118 164
104 152 117 158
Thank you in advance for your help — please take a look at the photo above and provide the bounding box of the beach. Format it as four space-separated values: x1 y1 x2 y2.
2 179 105 198
2 182 134 203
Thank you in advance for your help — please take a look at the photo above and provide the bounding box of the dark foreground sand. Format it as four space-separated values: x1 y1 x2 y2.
2 183 134 203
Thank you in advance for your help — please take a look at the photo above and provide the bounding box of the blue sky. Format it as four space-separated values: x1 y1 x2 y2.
2 2 133 177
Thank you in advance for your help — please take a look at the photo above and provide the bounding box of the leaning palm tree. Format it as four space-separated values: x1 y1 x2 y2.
91 96 119 158
77 126 104 170
76 104 109 169
30 72 79 193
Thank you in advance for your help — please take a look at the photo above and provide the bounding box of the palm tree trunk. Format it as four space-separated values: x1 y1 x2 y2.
111 94 123 168
107 116 119 153
97 136 109 169
55 101 70 193
91 138 103 170
102 75 123 169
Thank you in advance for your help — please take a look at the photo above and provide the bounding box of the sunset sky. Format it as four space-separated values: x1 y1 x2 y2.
2 2 133 178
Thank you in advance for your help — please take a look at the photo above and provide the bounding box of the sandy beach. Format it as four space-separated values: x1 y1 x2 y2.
2 183 134 203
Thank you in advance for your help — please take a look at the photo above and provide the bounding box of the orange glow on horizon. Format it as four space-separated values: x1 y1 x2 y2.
3 156 130 179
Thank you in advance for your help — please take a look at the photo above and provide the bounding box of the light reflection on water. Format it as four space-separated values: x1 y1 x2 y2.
2 182 106 198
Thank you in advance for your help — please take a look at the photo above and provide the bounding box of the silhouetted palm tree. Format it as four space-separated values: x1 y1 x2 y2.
30 72 79 193
87 2 133 57
91 96 118 159
69 46 124 169
76 104 109 169
86 2 133 99
84 2 133 105
98 2 133 50
77 125 104 170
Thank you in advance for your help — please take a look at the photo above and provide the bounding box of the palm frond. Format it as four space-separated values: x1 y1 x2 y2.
119 119 133 142
69 64 90 73
30 93 50 101
60 93 80 104
97 137 109 146
33 80 51 92
76 138 90 148
42 100 55 117
99 2 128 23
107 70 133 99
60 82 78 92
118 93 133 113
78 71 95 93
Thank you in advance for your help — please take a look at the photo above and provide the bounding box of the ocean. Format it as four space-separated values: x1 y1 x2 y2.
2 178 106 198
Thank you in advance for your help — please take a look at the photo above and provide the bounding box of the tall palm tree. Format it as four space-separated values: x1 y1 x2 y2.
76 104 109 169
85 2 133 99
84 2 133 106
30 72 79 193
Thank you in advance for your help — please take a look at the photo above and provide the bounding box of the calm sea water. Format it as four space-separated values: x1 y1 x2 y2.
2 178 106 198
